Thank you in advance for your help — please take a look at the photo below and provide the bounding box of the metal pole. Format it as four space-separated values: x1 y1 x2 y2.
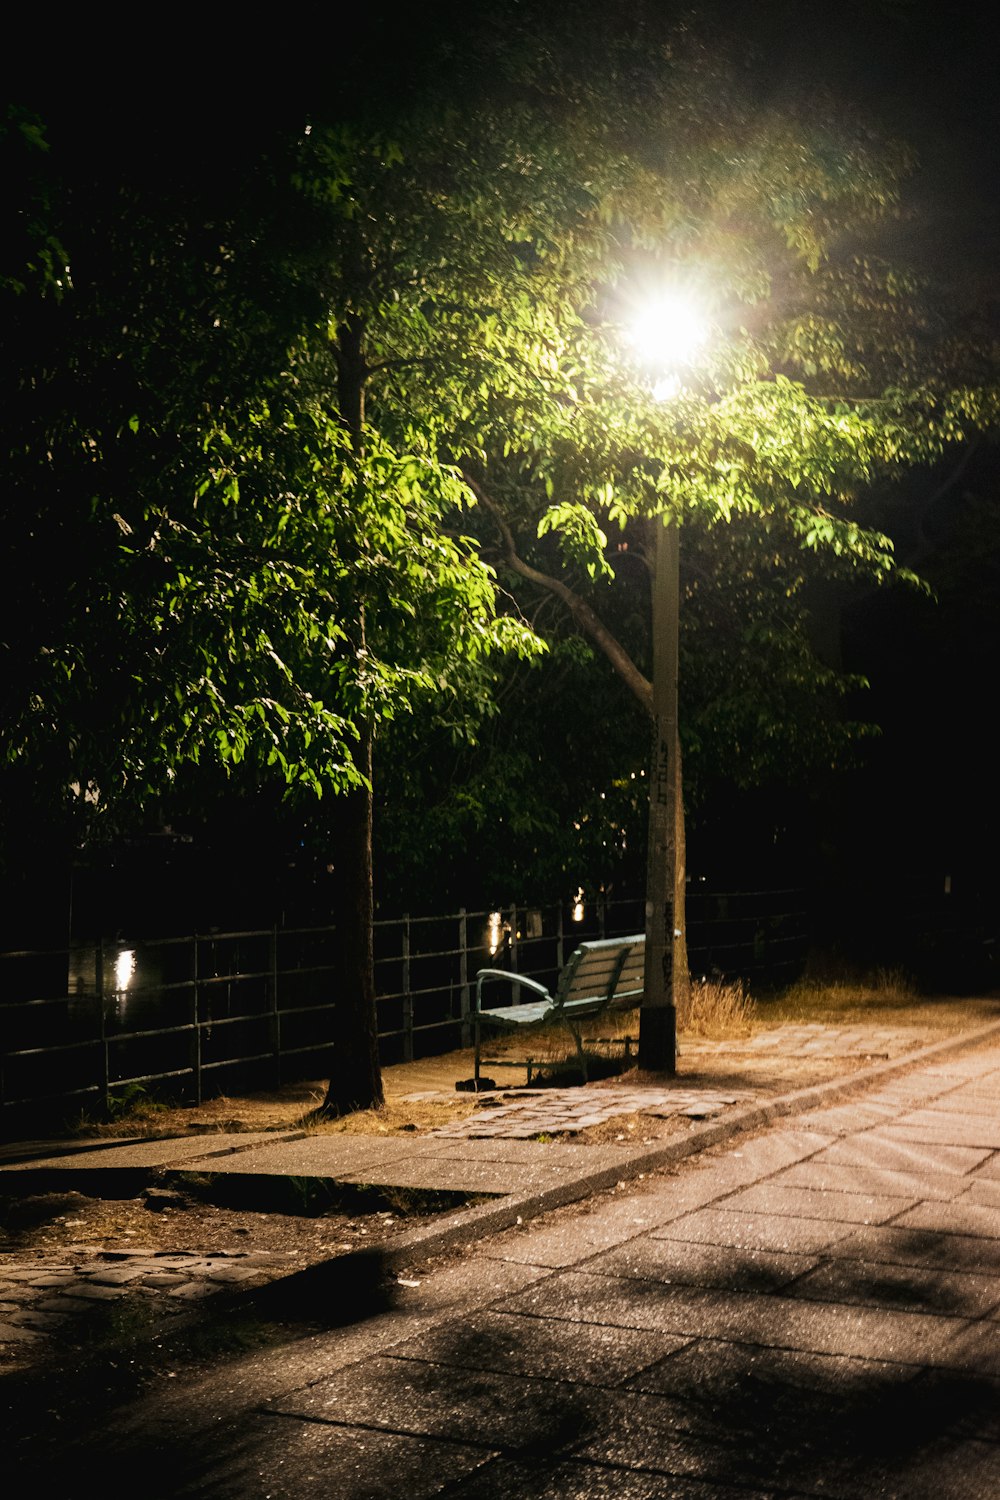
510 904 520 1005
271 924 281 1088
458 908 470 1048
639 518 678 1074
402 914 413 1062
95 937 108 1112
192 933 202 1105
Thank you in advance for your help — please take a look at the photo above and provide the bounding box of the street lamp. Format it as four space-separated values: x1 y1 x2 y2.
623 288 710 1074
625 290 708 373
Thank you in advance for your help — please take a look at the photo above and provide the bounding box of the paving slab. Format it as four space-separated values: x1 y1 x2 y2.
388 1307 692 1386
566 1380 1000 1498
813 1133 991 1176
432 1457 777 1500
164 1411 500 1500
696 1127 833 1179
493 1270 974 1363
429 1086 754 1139
479 1168 763 1273
794 1101 902 1133
269 1353 606 1454
162 1134 421 1177
335 1158 571 1195
915 1368 1000 1442
562 1383 865 1491
931 1087 1000 1114
582 1237 817 1294
785 1256 1000 1318
924 1094 1000 1118
892 1110 1000 1149
930 1321 1000 1378
0 1130 301 1176
624 1336 921 1403
822 1223 1000 1275
964 1178 1000 1210
771 1157 967 1201
876 1121 1000 1151
416 1139 637 1169
649 1206 858 1255
893 1198 1000 1240
719 1180 917 1224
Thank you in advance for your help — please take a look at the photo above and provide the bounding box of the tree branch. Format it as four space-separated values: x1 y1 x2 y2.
464 472 653 717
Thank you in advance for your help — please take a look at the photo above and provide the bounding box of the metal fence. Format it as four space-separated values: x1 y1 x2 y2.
0 888 807 1128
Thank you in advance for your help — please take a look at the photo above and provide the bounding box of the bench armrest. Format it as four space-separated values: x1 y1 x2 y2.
474 968 552 1012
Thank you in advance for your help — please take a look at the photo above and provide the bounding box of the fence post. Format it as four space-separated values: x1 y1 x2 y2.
191 933 202 1106
598 890 607 939
95 938 108 1114
556 903 565 972
271 924 281 1088
510 904 520 1004
402 914 414 1062
458 908 471 1048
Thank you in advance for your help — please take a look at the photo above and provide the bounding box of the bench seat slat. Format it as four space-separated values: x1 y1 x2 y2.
479 1000 556 1028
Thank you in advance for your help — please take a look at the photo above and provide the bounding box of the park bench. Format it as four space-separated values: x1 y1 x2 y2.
470 933 645 1087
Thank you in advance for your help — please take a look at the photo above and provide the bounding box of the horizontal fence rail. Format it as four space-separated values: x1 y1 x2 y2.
0 889 808 1128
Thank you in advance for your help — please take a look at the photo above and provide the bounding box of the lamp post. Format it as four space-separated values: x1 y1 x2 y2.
624 290 708 1074
640 515 680 1073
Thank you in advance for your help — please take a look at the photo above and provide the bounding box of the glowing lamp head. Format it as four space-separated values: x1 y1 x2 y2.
627 291 707 365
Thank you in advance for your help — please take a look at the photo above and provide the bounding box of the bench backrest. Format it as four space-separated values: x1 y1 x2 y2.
555 934 645 1010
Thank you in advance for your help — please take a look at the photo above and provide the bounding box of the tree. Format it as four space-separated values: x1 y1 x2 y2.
0 102 539 1111
354 13 998 1037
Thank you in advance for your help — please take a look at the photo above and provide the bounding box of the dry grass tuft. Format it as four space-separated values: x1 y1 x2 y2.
681 977 757 1038
759 958 999 1030
302 1092 477 1136
765 964 921 1024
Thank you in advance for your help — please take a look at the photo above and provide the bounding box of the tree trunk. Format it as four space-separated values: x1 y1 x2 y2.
321 312 384 1115
322 721 384 1113
639 519 679 1072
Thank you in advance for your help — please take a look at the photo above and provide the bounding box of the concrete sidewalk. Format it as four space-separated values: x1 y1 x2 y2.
9 1019 1000 1495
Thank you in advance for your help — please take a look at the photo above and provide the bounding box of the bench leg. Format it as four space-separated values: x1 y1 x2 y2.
567 1021 589 1083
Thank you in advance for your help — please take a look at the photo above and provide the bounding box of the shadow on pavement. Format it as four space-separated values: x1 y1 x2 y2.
10 1234 1000 1497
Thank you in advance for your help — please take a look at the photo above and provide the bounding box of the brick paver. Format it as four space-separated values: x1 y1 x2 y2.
0 1244 302 1350
428 1086 753 1138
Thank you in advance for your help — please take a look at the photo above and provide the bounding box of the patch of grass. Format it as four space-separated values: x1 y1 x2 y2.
301 1091 477 1136
65 1081 177 1137
681 977 756 1038
759 956 998 1030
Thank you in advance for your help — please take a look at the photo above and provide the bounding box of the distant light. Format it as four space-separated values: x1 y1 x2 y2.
115 949 136 992
487 911 502 956
572 887 585 923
